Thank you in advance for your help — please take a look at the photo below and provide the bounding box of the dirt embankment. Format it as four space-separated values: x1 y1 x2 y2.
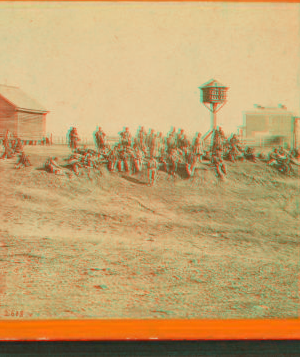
0 145 299 319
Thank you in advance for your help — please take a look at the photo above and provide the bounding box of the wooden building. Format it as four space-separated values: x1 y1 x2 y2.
240 104 299 148
0 84 48 140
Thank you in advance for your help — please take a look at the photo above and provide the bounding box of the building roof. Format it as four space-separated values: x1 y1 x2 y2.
0 84 48 113
199 78 228 89
244 104 294 116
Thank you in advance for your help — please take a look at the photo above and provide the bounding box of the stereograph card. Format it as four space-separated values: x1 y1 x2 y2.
0 1 299 340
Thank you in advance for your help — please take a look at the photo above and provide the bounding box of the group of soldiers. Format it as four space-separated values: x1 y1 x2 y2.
103 126 205 185
263 146 300 175
208 128 300 179
64 125 202 185
36 125 300 184
65 125 300 184
1 126 300 185
0 130 31 169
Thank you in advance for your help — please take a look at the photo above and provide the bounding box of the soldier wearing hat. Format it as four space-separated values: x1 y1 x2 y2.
211 148 227 180
95 127 106 151
69 127 80 151
15 151 31 169
45 157 65 175
147 155 158 186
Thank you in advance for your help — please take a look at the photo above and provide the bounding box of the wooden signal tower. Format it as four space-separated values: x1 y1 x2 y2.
199 79 229 143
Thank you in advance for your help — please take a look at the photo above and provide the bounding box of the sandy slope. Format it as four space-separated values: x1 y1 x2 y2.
0 145 299 319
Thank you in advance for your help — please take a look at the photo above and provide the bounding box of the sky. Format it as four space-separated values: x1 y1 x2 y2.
0 2 299 139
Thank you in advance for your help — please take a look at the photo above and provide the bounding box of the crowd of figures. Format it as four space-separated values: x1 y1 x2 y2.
62 126 300 184
1 126 300 185
0 130 31 169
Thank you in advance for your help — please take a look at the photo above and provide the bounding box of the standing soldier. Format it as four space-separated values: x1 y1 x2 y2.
146 129 155 149
136 126 146 149
211 128 221 153
218 127 226 146
68 127 73 149
120 127 132 147
167 129 176 152
157 132 164 155
95 127 106 151
150 133 160 158
4 130 11 145
69 127 80 151
0 134 14 159
193 133 203 159
180 134 190 157
177 129 185 148
147 155 158 186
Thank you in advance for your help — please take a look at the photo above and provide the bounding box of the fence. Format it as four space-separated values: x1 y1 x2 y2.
240 136 291 149
51 135 119 146
51 134 288 150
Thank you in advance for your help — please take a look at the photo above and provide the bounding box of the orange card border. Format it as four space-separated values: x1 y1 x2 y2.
1 0 299 341
0 319 300 341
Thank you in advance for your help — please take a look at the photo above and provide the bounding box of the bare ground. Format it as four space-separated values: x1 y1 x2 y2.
0 145 299 319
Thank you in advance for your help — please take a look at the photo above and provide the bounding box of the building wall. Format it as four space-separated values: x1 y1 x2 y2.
17 111 45 140
0 96 17 136
245 114 268 137
268 115 293 140
244 111 294 145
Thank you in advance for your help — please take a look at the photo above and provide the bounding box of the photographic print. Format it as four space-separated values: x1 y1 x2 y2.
0 1 299 329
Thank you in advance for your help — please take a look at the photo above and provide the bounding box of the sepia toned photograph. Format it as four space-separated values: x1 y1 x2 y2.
0 1 299 322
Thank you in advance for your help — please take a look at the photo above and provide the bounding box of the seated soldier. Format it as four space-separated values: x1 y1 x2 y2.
117 148 126 172
0 140 14 159
244 146 256 162
15 152 31 169
158 151 168 172
186 153 198 178
132 146 144 174
107 149 117 172
14 138 23 154
45 157 65 175
211 149 227 180
257 152 266 161
202 150 211 161
168 148 180 177
267 148 279 165
68 152 83 175
277 155 292 175
291 148 300 160
228 145 239 162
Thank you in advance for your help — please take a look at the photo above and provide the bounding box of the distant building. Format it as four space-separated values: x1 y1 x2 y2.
239 104 299 148
0 84 49 140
